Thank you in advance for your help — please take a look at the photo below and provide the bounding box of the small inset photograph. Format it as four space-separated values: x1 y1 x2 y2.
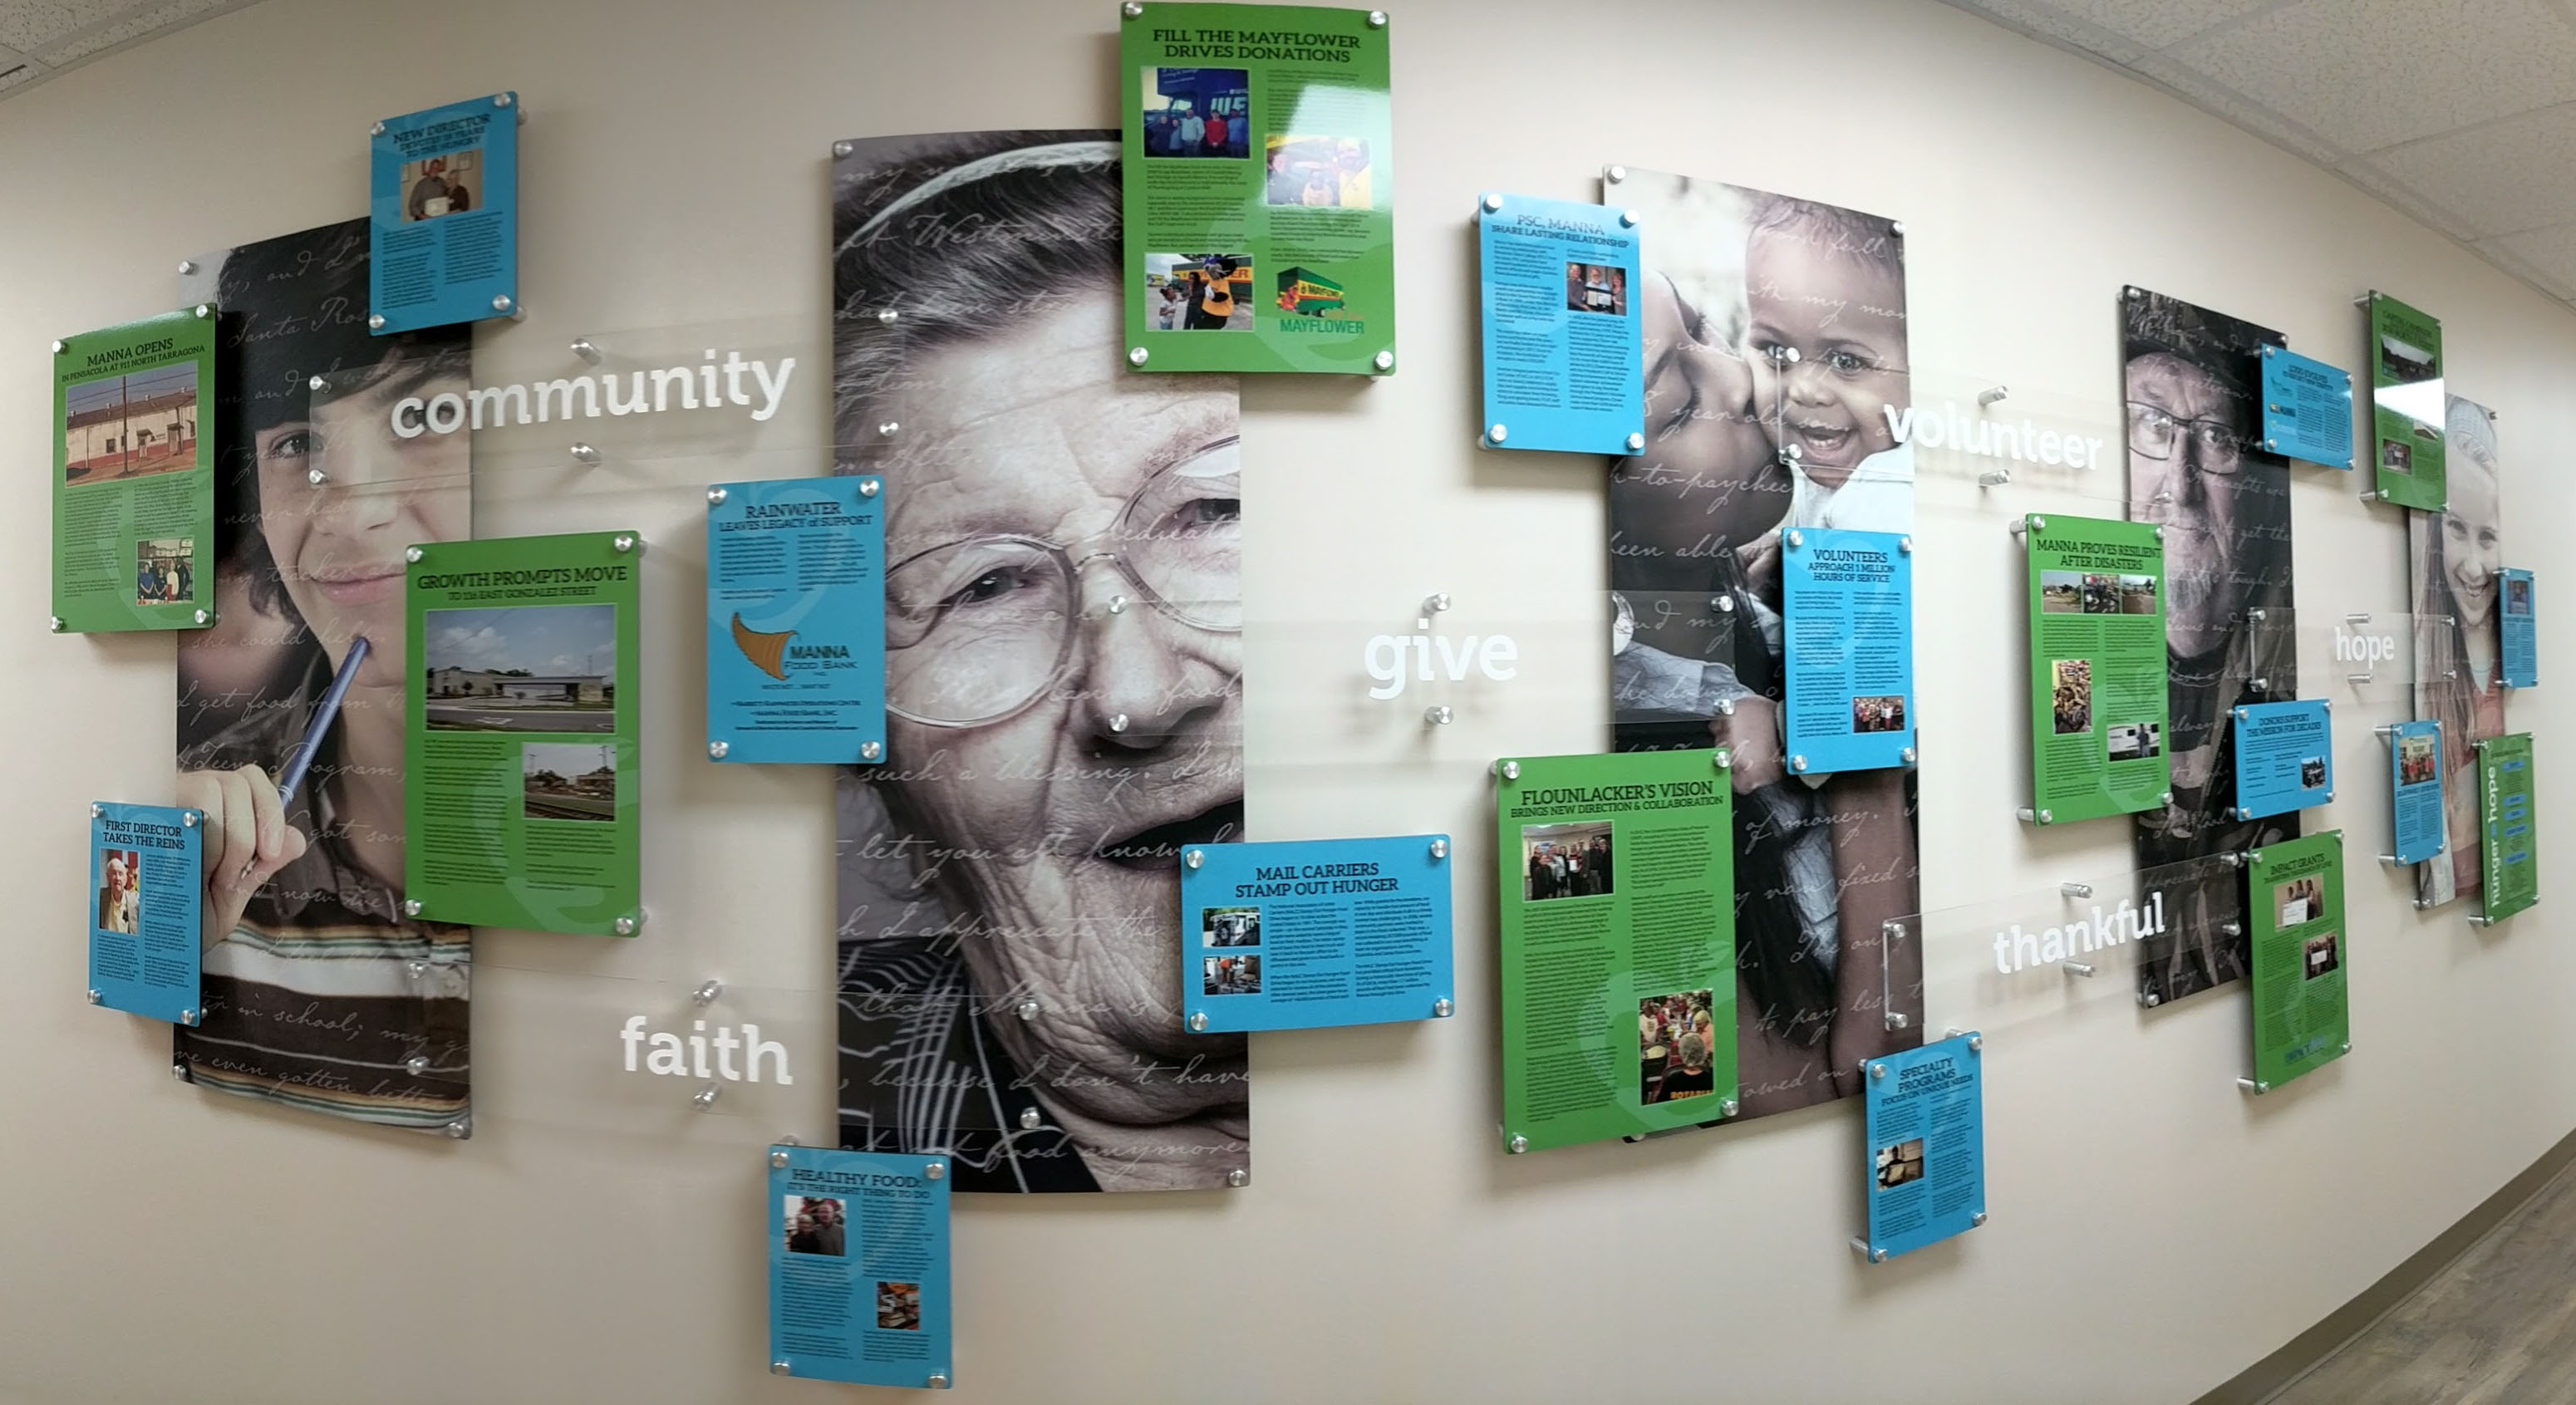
425 603 617 732
1202 906 1261 948
2377 332 2436 385
1852 694 1905 734
2300 757 2328 789
1876 1137 1926 1189
1565 262 1628 317
2107 720 2162 762
2051 659 2092 735
96 847 140 935
2303 931 2342 980
1274 264 1346 319
401 148 483 222
1140 68 1249 159
1203 953 1261 996
2398 734 2438 785
2274 876 2323 927
1521 820 1614 901
64 363 198 484
876 1281 922 1332
1143 253 1254 331
783 1195 846 1257
1264 134 1370 207
2039 570 2083 614
2509 577 2532 615
523 743 616 823
2080 573 2120 615
137 538 194 606
2119 573 2160 615
2381 438 2413 474
1639 989 1718 1104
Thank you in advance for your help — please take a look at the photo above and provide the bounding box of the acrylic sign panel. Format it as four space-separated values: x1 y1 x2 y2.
2233 699 2333 822
1863 1032 1984 1260
2245 831 2347 1090
371 93 519 334
2023 514 2168 823
2387 720 2445 868
1782 528 1914 774
705 477 887 765
86 803 203 1025
1178 834 1454 1034
2257 344 2352 469
51 307 218 635
1475 193 1643 454
769 1146 952 1389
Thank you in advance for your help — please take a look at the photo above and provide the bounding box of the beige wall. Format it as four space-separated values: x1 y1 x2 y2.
4 1 2575 1401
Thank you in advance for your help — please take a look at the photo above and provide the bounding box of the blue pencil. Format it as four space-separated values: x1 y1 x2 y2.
278 636 371 803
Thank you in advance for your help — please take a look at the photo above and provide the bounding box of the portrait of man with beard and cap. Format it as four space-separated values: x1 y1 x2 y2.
2121 288 2298 1006
829 131 1247 1193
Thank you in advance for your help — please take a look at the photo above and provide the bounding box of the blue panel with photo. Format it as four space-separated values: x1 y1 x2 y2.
2388 719 2446 867
1781 528 1915 774
370 92 519 335
86 801 203 1025
705 477 887 765
1475 194 1644 455
2258 345 2355 469
1863 1031 1984 1262
768 1146 951 1389
2233 698 2334 821
2501 567 2537 688
1178 834 1455 1034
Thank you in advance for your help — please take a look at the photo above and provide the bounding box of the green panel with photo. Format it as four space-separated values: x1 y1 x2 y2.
1494 749 1735 1154
2023 513 2170 823
2245 830 2347 1090
1118 2 1395 374
2367 292 2445 511
405 532 643 936
51 307 219 634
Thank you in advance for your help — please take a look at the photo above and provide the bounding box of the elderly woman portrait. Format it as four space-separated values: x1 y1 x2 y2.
2121 290 2298 1005
2410 396 2507 906
832 132 1246 1192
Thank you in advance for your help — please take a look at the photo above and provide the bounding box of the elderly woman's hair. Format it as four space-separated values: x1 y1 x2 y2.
830 131 1122 450
1679 1033 1708 1068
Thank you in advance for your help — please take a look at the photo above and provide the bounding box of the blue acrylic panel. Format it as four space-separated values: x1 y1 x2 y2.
2234 698 2334 821
1863 1031 1985 1261
2259 345 2355 470
1782 528 1915 774
2502 568 2537 688
1475 194 1644 456
706 477 887 764
1179 834 1455 1034
86 802 203 1025
370 92 520 335
768 1146 951 1389
2389 720 2446 867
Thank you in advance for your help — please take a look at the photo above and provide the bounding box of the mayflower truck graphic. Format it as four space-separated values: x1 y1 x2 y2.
1276 266 1345 316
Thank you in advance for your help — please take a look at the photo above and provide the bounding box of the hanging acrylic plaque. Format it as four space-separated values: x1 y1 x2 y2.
1494 749 1736 1153
2366 292 2444 509
705 477 887 765
2022 514 2169 823
52 307 218 635
1118 2 1395 374
371 92 520 334
2478 733 2537 923
1178 833 1454 1034
2501 568 2536 689
1861 1031 1985 1262
2387 720 2445 867
86 802 204 1025
405 532 642 936
2257 344 2353 469
1783 528 1915 774
2232 698 2333 822
2244 831 2347 1092
768 1146 952 1389
1474 193 1643 454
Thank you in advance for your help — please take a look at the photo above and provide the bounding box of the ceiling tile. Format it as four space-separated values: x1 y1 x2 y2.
2486 224 2576 297
0 0 143 53
32 0 224 63
2333 155 2481 242
2365 101 2576 235
1936 0 2146 61
2022 0 2285 52
0 56 44 91
2127 51 2348 163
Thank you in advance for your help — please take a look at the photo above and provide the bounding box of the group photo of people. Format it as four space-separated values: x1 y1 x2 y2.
2051 658 2092 735
1521 821 1613 902
1144 253 1253 332
1851 694 1905 734
2398 733 2438 785
1202 906 1261 948
1203 955 1261 996
783 1196 846 1257
401 150 480 222
2275 876 2327 927
1638 990 1718 1104
136 539 193 606
2303 933 2342 980
1262 134 1370 208
96 847 140 935
1565 262 1627 316
1138 67 1249 159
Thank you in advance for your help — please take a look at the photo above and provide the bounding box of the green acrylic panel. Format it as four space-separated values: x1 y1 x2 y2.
1119 2 1395 375
1494 749 1735 1153
2480 731 2536 922
2245 830 2347 1090
405 531 643 936
2367 292 2445 511
52 307 219 634
2023 514 2170 824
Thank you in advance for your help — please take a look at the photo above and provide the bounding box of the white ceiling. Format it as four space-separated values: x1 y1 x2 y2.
1946 0 2576 307
0 0 260 99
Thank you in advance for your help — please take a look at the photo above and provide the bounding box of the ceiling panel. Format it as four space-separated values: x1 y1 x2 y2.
2488 224 2576 297
0 0 257 100
2036 0 2283 52
2366 102 2576 237
0 0 148 52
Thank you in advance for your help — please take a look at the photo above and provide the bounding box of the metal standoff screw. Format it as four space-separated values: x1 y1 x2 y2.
1499 760 1520 781
1714 749 1732 770
707 740 730 760
405 547 425 564
1482 193 1503 213
1429 838 1449 860
613 915 639 936
494 93 513 108
402 899 425 917
2158 791 2174 807
1423 705 1453 725
1605 165 1627 184
926 1373 951 1390
49 339 66 355
2144 990 2162 1007
878 308 899 326
612 533 637 553
2062 882 2092 898
491 294 514 314
1790 755 1808 773
769 1148 791 1169
371 120 386 136
1188 1012 1209 1032
193 609 211 626
1715 596 1736 613
770 1359 792 1376
859 741 884 761
1507 1135 1529 1154
171 1060 189 1079
1898 536 1913 554
1226 1167 1251 1188
49 617 64 632
1120 0 1143 13
1978 386 2008 405
1433 998 1454 1018
1978 469 2012 487
406 1054 430 1074
307 468 327 485
1785 529 1804 548
569 444 600 465
2031 516 2048 532
1972 1211 1989 1227
367 313 386 331
86 990 101 1005
445 1118 470 1138
2234 708 2249 723
1107 712 1130 734
1016 999 1040 1021
859 479 882 497
705 486 727 506
924 1161 946 1181
1486 423 1507 445
2220 921 2243 936
2038 809 2054 823
1128 346 1149 366
308 375 328 391
1884 1011 1910 1032
2062 960 2097 977
692 1085 720 1109
1184 848 1204 870
1900 746 1917 765
89 804 101 818
570 337 600 361
877 420 899 438
1718 1098 1739 1118
183 1010 199 1026
1625 431 1645 452
178 258 196 275
1372 350 1394 372
1018 1106 1042 1131
1367 8 1386 24
1424 592 1453 613
692 980 723 1006
1869 1063 1887 1080
1107 594 1128 616
833 140 854 157
1967 1034 1984 1053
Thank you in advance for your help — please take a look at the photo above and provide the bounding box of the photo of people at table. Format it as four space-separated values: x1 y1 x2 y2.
1875 1137 1925 1189
1203 954 1261 995
1638 990 1718 1104
2303 932 2341 980
1521 821 1613 901
1565 262 1627 316
1852 694 1905 734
